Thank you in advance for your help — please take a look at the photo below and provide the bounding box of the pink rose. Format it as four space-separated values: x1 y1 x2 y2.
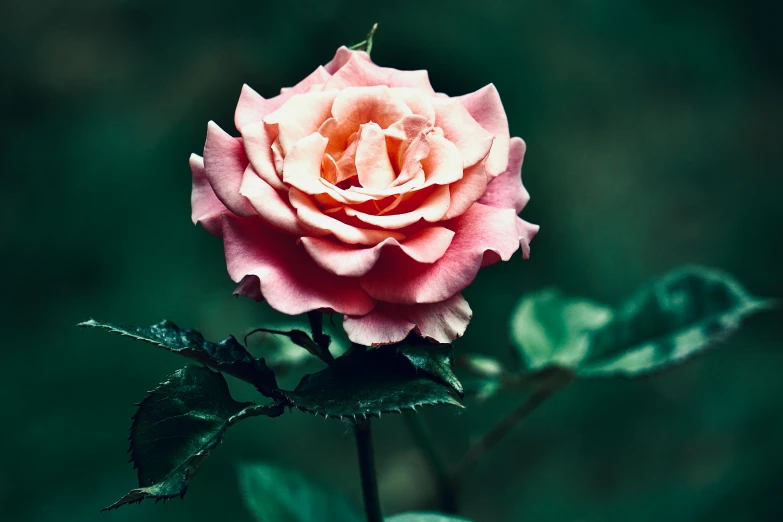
190 47 538 346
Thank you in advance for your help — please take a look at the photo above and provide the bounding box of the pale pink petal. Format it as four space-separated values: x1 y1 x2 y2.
235 84 282 132
240 121 285 190
190 154 227 237
432 98 494 168
281 132 329 194
238 167 325 237
324 47 370 74
420 133 464 188
355 122 396 190
385 69 436 94
323 53 393 90
344 185 450 229
442 158 489 220
203 121 255 217
223 214 375 315
300 226 455 277
264 91 338 154
289 188 405 245
477 137 529 213
343 293 472 345
390 88 436 123
360 203 521 304
459 84 510 176
331 86 412 131
516 217 539 260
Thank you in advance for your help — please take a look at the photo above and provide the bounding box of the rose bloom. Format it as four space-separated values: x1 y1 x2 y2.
190 47 537 346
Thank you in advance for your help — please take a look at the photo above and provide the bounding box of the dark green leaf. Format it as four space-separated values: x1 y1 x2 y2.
386 513 473 521
246 327 333 365
79 319 278 396
239 462 362 522
580 266 775 377
398 340 464 396
282 344 463 420
510 289 613 371
103 365 283 511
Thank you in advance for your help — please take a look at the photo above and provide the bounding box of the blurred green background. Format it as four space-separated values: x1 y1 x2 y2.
2 0 782 521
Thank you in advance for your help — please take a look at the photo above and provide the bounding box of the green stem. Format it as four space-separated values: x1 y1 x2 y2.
354 420 383 522
452 375 570 485
307 311 333 361
403 411 457 513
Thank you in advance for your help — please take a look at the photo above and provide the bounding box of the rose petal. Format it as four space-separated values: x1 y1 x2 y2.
241 121 285 190
324 46 370 74
390 88 436 123
459 84 510 176
331 86 412 132
442 157 489 220
281 132 329 194
238 167 325 236
301 226 455 277
343 293 472 345
324 53 436 93
359 203 522 304
517 216 539 260
190 154 227 237
477 137 529 213
355 122 396 190
432 98 494 168
264 91 338 154
203 121 255 216
420 133 464 188
289 187 405 245
235 84 281 132
280 66 332 95
343 185 450 229
223 213 375 315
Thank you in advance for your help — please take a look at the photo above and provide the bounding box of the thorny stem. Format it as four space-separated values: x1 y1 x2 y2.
228 403 285 426
355 420 383 522
403 411 458 513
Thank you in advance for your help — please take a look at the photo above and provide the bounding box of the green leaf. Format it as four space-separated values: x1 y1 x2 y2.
398 340 464 396
282 343 463 420
509 266 774 379
580 266 775 377
79 319 279 396
103 365 283 511
239 462 362 522
386 513 473 521
510 289 613 371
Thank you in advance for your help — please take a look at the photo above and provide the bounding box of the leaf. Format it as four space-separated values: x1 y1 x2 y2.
386 513 473 521
282 343 464 420
509 266 774 379
455 354 507 402
103 365 283 511
239 462 362 522
79 319 279 396
510 289 613 371
398 340 464 396
580 266 775 377
246 327 333 365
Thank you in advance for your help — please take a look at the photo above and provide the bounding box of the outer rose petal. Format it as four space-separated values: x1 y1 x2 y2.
203 121 255 217
324 52 435 93
324 46 369 74
223 213 375 315
240 121 285 190
459 84 510 177
190 154 227 237
477 137 529 213
343 293 473 345
360 203 522 304
235 84 280 132
442 158 489 220
238 167 325 237
300 226 455 277
517 216 539 260
432 98 494 169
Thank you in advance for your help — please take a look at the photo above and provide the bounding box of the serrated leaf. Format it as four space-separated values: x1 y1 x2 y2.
386 513 473 521
510 289 613 371
580 266 775 377
103 365 283 511
398 340 464 396
282 344 463 420
239 463 362 522
79 319 278 396
509 266 774 379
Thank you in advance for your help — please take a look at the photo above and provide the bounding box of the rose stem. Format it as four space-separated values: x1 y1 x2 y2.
451 374 572 486
402 411 458 513
354 420 383 522
306 311 332 358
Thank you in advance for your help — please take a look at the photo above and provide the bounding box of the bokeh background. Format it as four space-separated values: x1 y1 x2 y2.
2 1 782 521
